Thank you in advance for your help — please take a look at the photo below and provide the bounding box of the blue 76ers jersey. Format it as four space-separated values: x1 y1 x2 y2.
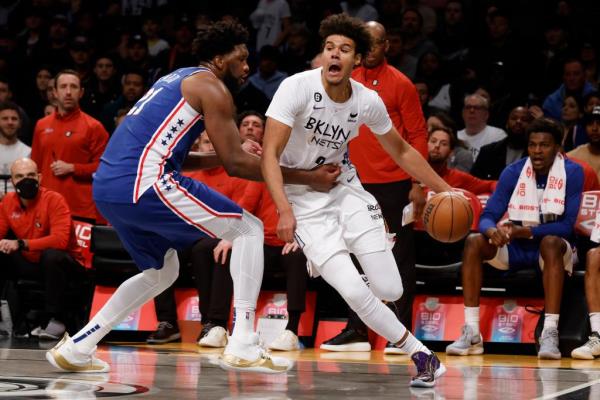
93 67 209 203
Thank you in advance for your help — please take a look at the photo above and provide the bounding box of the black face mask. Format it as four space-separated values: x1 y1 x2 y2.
15 178 39 200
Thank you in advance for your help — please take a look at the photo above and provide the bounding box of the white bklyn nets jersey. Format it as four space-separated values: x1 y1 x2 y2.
266 68 393 214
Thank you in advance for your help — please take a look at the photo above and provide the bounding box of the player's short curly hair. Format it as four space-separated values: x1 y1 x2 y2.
318 13 372 58
192 20 249 63
526 117 564 145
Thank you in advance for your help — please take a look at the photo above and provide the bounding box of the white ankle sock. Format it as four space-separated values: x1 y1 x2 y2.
543 313 559 331
465 306 480 336
590 313 600 334
398 331 430 355
232 308 255 339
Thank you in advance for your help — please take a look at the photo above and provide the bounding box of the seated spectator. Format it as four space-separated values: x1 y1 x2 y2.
249 0 292 51
340 0 378 22
0 158 86 339
247 45 287 102
0 101 30 199
165 17 195 72
432 0 469 64
0 77 33 146
81 55 120 120
458 94 507 163
68 36 94 86
385 28 417 81
568 106 600 181
400 8 438 60
446 118 584 360
583 91 600 114
427 110 472 172
142 14 170 58
543 59 595 121
101 70 146 132
561 94 584 151
471 106 532 180
427 127 496 194
31 70 109 222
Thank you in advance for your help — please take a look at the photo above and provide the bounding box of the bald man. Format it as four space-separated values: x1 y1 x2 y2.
321 21 429 354
0 158 86 340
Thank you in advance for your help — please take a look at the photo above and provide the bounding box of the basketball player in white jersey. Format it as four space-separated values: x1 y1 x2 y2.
261 14 451 387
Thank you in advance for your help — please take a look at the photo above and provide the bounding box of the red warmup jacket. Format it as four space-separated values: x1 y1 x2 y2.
0 188 83 264
432 163 497 194
31 108 108 220
568 157 600 191
349 60 428 183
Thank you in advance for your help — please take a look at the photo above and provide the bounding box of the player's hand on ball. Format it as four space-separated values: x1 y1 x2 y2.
309 164 341 192
277 209 297 243
409 184 426 219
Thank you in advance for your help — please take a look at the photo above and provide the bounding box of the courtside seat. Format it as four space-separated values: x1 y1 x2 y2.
91 225 138 286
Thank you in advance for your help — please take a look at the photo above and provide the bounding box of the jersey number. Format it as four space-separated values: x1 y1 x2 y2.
127 87 164 116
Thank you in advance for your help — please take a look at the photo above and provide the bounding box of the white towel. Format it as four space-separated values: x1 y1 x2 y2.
507 154 566 226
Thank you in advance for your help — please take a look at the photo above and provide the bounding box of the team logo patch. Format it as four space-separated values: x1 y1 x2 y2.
314 92 322 102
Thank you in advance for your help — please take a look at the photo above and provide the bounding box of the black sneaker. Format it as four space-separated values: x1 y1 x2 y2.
319 327 371 352
146 321 181 344
197 321 216 342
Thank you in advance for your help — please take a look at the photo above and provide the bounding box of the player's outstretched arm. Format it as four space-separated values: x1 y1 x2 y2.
261 117 297 243
182 73 263 180
377 127 451 193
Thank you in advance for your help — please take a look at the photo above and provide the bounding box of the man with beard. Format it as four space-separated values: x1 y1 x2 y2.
471 106 531 180
0 101 30 199
568 106 600 181
46 20 339 375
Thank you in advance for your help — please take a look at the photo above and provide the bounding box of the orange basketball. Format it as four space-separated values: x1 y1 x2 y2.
422 191 473 243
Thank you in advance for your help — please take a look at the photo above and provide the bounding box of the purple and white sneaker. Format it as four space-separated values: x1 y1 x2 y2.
410 351 446 388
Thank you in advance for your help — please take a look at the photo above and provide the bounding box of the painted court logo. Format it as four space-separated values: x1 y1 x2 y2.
0 376 148 397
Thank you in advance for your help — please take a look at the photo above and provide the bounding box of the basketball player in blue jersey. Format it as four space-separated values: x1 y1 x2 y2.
46 20 339 374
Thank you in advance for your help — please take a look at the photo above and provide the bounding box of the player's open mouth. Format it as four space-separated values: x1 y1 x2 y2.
328 64 342 75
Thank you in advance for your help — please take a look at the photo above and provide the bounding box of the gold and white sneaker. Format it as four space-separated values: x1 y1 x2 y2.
219 333 292 374
269 330 301 351
46 333 110 373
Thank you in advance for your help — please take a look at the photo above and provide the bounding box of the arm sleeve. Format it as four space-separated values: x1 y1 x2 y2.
478 167 517 233
265 76 305 127
72 122 109 178
398 81 428 158
27 194 72 251
530 166 584 238
364 91 393 135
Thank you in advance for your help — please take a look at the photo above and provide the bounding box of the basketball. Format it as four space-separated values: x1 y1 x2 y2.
422 192 473 243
